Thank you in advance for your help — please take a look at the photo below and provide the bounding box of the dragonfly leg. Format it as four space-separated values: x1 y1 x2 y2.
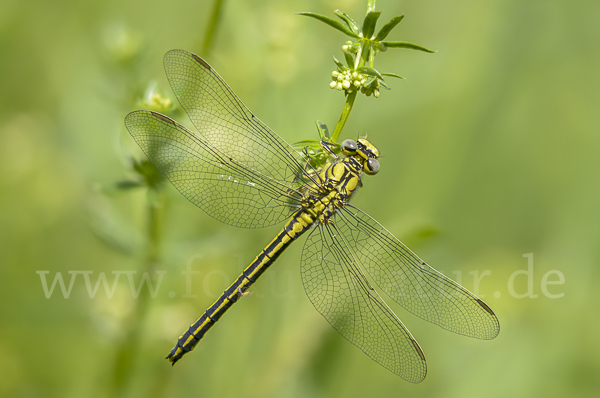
292 146 324 187
320 141 339 158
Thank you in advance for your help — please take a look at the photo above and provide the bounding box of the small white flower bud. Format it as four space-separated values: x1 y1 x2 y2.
329 81 337 89
353 80 361 88
342 80 351 89
336 82 343 90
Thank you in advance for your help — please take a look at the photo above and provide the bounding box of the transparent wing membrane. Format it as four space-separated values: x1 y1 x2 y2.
301 223 428 383
125 111 300 228
163 49 317 186
337 205 500 340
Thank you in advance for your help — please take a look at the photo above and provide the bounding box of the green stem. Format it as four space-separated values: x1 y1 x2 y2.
354 42 364 70
331 91 357 143
334 36 371 141
146 193 161 264
202 0 226 56
368 45 375 67
109 189 162 397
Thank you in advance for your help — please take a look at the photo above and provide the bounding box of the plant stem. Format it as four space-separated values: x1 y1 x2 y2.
109 189 162 397
368 45 375 67
331 91 357 143
202 0 226 57
354 42 364 70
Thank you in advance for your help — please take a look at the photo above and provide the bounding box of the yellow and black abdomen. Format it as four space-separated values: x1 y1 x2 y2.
166 209 315 364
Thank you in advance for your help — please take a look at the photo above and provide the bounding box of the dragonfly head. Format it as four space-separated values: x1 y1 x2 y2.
341 138 380 175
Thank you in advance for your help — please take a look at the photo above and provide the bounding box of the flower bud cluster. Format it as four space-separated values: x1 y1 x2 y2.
329 69 366 94
329 69 381 98
341 40 360 54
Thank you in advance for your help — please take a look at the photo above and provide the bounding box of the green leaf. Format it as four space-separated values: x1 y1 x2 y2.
357 66 383 80
296 12 359 38
366 0 377 14
381 72 407 80
333 56 346 70
333 9 360 35
374 14 404 41
115 180 144 190
316 120 330 140
94 180 143 195
343 51 354 68
361 10 381 39
364 75 377 87
292 139 322 152
382 41 436 53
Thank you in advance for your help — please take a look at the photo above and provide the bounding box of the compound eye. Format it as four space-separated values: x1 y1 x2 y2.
341 139 358 155
365 158 380 175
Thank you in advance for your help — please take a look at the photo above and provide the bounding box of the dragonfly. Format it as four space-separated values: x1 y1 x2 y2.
124 49 499 383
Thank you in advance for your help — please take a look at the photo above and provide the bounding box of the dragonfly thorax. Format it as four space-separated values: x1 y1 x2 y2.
300 155 365 225
300 139 381 225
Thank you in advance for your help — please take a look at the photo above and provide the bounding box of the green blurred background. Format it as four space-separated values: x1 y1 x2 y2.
1 0 598 396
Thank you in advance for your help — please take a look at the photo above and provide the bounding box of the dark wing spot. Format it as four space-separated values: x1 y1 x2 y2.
476 299 496 316
191 53 211 70
411 339 426 362
151 112 176 125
